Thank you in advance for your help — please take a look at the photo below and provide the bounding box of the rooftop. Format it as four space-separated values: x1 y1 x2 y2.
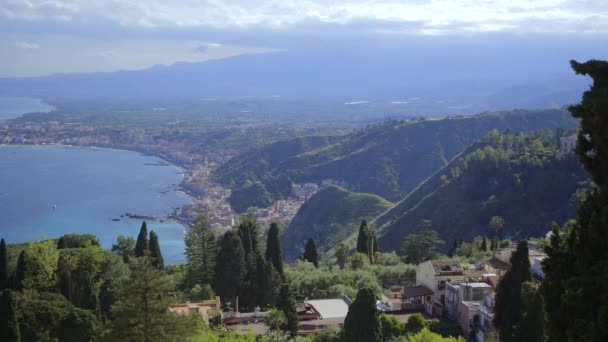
403 285 434 298
429 260 464 275
305 298 351 319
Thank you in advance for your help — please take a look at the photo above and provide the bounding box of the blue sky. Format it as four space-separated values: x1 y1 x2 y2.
1 0 607 77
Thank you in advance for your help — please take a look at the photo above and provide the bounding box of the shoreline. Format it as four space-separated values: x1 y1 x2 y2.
0 142 198 227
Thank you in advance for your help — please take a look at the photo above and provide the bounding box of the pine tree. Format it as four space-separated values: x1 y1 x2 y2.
13 251 26 291
214 231 245 304
303 238 319 268
0 289 21 342
134 221 149 257
356 220 369 254
265 223 284 275
0 239 8 290
148 231 164 269
108 256 194 341
185 212 217 286
276 283 298 337
343 288 382 342
494 240 530 342
541 60 608 341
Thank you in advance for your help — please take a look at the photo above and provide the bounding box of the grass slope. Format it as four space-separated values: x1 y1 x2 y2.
281 186 393 261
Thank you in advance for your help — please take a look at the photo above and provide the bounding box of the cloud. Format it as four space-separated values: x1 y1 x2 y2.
0 0 607 35
15 41 39 49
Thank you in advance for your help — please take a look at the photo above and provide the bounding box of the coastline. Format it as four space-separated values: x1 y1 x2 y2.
0 142 198 227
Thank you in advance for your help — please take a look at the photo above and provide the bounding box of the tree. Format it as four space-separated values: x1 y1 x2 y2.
214 231 245 304
13 251 26 291
0 289 21 342
134 221 149 258
343 287 382 342
108 255 194 341
494 240 530 342
405 313 428 335
512 282 544 342
0 239 8 290
185 211 217 286
334 243 349 270
303 238 319 268
489 216 505 238
265 309 286 331
276 283 298 337
380 313 404 340
409 328 466 342
148 231 164 269
265 223 284 275
57 236 67 249
356 220 369 254
112 235 135 263
237 214 260 258
541 60 608 342
480 237 487 252
400 223 445 264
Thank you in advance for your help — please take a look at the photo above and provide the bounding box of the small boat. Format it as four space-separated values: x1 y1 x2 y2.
112 218 120 222
52 204 57 210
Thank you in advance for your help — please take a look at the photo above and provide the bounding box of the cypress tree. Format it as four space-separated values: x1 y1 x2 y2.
214 231 245 304
513 282 544 342
134 221 149 257
57 236 67 249
13 251 26 291
148 231 164 269
343 288 382 342
494 240 530 342
481 237 487 252
0 289 21 342
0 239 8 290
356 220 369 254
265 223 284 275
303 238 319 268
276 283 298 337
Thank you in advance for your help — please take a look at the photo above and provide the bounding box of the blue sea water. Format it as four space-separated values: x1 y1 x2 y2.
0 97 53 120
0 146 191 263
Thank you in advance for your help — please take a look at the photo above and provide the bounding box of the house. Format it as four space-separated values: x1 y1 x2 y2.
445 282 493 321
169 296 222 322
379 285 434 312
416 260 467 316
458 300 497 342
483 256 510 277
298 296 352 321
556 135 577 159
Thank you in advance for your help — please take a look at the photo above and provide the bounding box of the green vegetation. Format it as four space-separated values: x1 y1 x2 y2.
377 129 588 253
276 283 299 337
494 241 532 342
282 186 393 261
541 60 608 341
303 238 319 268
135 221 149 258
265 223 284 275
215 109 576 211
400 221 445 264
343 288 382 342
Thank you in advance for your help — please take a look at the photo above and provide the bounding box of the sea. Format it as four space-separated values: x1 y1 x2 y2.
0 97 53 120
0 98 192 263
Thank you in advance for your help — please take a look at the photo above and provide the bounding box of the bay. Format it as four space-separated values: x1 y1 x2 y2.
0 145 191 263
0 97 53 120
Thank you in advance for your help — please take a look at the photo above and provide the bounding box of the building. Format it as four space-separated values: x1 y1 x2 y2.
556 135 577 159
458 300 497 342
416 260 467 316
379 285 434 312
298 296 352 321
445 282 493 321
169 296 222 322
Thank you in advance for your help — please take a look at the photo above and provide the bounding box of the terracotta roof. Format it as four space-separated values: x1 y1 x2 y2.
403 286 434 298
485 256 510 270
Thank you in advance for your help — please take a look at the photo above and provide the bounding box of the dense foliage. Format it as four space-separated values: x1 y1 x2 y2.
542 60 608 341
378 129 588 252
282 186 392 261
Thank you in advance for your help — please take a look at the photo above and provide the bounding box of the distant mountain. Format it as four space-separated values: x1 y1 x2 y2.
215 109 577 211
281 186 393 262
0 43 591 114
375 130 589 253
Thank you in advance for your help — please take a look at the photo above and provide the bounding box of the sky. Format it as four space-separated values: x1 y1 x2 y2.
1 0 607 77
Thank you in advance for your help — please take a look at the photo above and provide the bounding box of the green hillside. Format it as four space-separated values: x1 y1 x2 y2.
376 129 589 253
281 186 393 261
214 109 576 212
